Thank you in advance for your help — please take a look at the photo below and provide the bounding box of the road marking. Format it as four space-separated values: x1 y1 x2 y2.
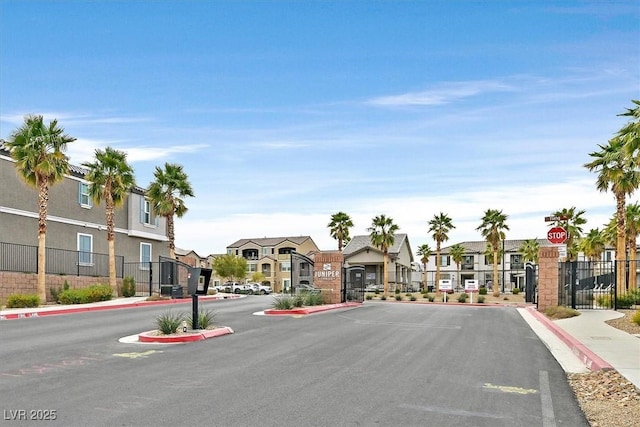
112 350 163 359
483 383 538 395
539 370 557 427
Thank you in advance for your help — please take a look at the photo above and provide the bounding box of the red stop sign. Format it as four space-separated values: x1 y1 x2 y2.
547 226 567 244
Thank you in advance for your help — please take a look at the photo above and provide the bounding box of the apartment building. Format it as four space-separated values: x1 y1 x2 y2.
0 142 170 264
226 236 320 292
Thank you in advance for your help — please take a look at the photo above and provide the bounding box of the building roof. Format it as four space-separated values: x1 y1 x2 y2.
227 236 315 248
440 238 553 254
343 233 409 256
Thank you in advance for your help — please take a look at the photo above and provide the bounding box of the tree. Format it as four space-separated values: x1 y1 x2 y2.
416 244 432 291
82 147 135 294
428 212 455 292
368 214 399 296
5 115 76 302
212 254 248 283
146 163 194 259
476 209 509 297
584 137 640 293
250 271 266 284
579 228 605 262
619 100 640 157
328 211 354 251
448 243 465 292
519 239 540 264
625 202 640 290
550 207 586 261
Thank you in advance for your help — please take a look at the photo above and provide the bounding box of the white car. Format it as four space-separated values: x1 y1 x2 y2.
248 283 272 295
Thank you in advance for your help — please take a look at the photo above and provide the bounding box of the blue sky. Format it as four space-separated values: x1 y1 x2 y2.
1 1 639 256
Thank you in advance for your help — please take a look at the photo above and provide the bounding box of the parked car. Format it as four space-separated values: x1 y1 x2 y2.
216 282 253 294
365 284 382 292
248 282 272 295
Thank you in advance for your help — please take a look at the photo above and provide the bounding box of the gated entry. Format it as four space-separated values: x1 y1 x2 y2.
558 260 615 309
343 265 365 303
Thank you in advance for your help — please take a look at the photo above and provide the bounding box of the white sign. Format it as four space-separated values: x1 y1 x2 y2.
558 245 567 259
464 280 479 292
439 279 452 291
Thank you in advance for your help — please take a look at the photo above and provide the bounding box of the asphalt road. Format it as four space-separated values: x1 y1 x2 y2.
0 297 588 427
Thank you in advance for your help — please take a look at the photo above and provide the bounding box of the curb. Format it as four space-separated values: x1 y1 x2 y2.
0 294 241 321
138 326 234 343
264 302 362 315
526 306 613 371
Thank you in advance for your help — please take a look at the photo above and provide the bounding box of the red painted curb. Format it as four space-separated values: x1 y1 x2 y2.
526 306 613 371
138 326 234 343
264 302 362 316
0 295 239 321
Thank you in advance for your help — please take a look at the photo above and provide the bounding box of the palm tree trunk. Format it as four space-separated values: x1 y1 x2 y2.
493 250 499 297
629 233 637 290
616 194 626 294
383 253 389 296
106 198 118 295
167 213 175 259
37 180 48 303
435 243 441 292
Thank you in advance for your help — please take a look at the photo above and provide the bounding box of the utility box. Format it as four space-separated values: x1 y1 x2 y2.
171 285 183 299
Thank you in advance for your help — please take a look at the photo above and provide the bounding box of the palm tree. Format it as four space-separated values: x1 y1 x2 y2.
428 212 455 292
476 209 509 297
82 147 136 294
327 211 354 251
550 207 586 261
519 239 540 264
584 137 640 293
367 214 399 296
619 100 640 156
146 163 194 259
579 228 606 277
416 244 432 291
5 115 76 302
449 243 465 291
625 202 640 290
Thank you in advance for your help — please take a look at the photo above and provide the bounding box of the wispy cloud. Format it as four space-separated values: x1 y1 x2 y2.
367 80 515 107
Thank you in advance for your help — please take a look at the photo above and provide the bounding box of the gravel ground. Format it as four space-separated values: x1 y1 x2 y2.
566 310 640 427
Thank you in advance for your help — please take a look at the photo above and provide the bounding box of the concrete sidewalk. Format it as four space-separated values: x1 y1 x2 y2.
524 307 640 389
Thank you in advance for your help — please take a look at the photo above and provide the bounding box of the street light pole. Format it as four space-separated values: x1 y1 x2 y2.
502 238 506 293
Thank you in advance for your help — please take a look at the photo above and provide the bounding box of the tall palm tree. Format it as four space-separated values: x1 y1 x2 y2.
519 239 540 264
550 207 586 261
625 202 640 290
5 115 76 302
579 228 606 277
619 99 640 156
584 137 640 293
82 147 136 294
416 243 432 291
476 209 509 297
367 214 399 296
428 212 455 292
146 163 194 259
448 243 465 291
327 211 354 251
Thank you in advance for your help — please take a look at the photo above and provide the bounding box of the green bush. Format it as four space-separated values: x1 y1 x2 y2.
293 295 304 307
58 284 113 305
188 309 216 329
512 288 520 295
156 311 185 335
457 293 468 303
616 294 635 309
405 293 412 297
477 295 486 304
304 292 325 306
122 276 136 297
395 294 402 301
6 293 40 308
596 294 613 308
366 294 373 300
632 310 640 326
479 287 488 295
395 288 401 295
374 289 380 295
428 295 435 302
381 295 387 301
272 296 294 310
422 293 429 299
50 280 70 303
410 295 417 301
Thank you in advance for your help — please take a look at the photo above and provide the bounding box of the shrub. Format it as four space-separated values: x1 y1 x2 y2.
273 296 294 310
374 289 380 295
395 288 401 295
616 294 635 309
395 294 402 301
381 295 387 301
293 295 304 307
477 295 485 304
304 292 325 306
479 287 488 295
632 310 640 326
122 276 136 297
50 280 70 303
422 293 429 299
410 295 417 301
58 284 113 305
596 294 613 308
146 294 170 302
188 309 216 329
512 288 520 295
6 293 40 308
405 293 412 297
366 294 373 300
156 311 185 335
457 293 468 303
428 295 435 302
543 306 580 320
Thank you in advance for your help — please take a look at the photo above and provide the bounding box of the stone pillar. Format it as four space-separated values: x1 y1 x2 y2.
537 247 559 311
313 251 343 304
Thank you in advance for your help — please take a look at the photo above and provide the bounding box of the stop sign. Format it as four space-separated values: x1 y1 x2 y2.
547 226 567 244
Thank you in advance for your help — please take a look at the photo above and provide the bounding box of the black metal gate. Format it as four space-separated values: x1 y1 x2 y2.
558 260 616 310
343 265 365 302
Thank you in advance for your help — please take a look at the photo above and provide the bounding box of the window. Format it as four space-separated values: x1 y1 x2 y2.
462 255 474 270
439 255 450 267
510 254 523 269
139 198 157 226
78 182 92 207
247 263 257 273
140 243 152 268
77 233 93 265
227 249 233 255
263 247 272 256
280 261 291 272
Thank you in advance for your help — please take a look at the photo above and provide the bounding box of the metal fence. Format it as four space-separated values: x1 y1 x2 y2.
0 241 123 277
558 260 640 310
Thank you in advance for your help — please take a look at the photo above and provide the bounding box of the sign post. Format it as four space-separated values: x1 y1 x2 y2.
464 279 479 303
439 279 452 303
